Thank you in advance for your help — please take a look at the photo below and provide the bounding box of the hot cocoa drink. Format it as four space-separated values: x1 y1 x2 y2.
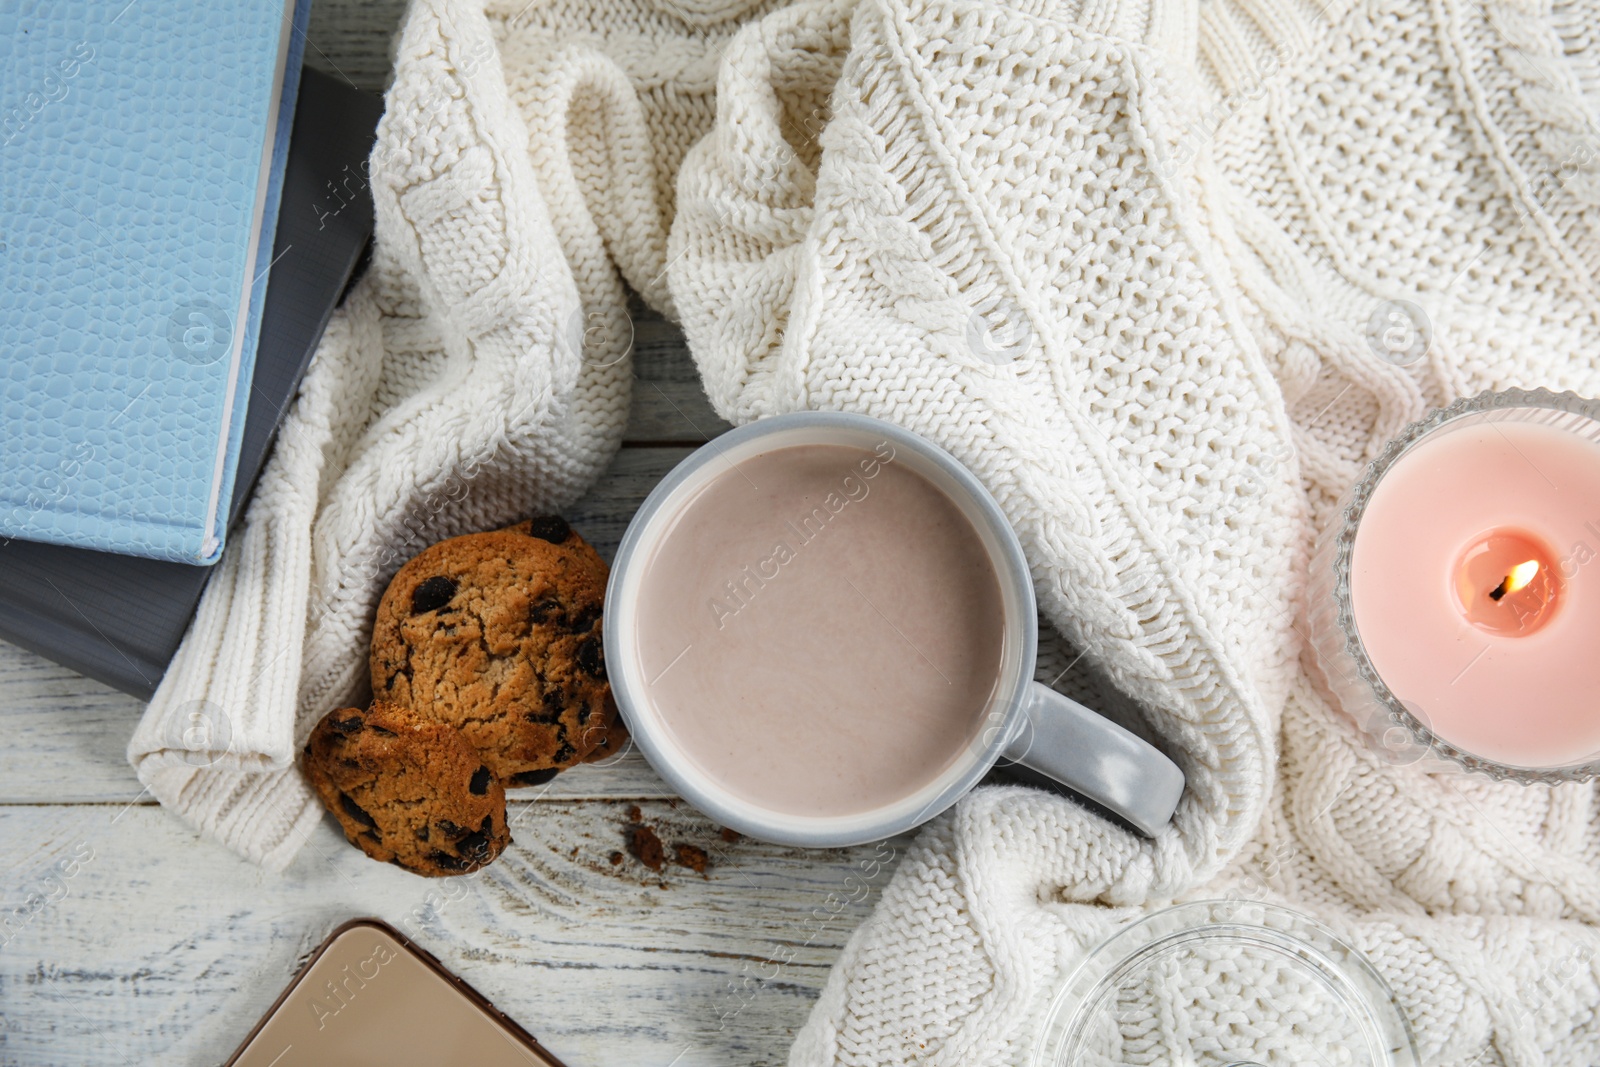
630 443 1006 817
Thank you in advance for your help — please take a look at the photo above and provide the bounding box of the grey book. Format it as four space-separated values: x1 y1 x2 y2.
0 67 383 699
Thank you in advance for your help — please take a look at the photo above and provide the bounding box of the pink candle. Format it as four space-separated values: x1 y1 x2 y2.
1350 414 1600 769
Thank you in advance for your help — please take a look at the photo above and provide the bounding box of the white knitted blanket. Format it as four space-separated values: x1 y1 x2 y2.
127 0 1600 1062
668 0 1600 1063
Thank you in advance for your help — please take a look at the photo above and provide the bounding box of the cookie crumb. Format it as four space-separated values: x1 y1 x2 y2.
609 851 623 865
627 824 664 871
719 828 741 844
626 804 641 823
673 843 709 876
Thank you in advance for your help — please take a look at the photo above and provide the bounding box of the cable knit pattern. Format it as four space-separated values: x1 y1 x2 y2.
488 0 791 305
668 0 1600 1063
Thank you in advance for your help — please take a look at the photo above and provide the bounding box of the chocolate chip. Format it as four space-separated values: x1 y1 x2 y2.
524 515 570 543
575 635 606 679
552 742 576 765
411 575 458 614
436 819 469 839
567 603 602 635
339 793 377 830
367 724 397 738
454 831 489 863
425 850 469 872
328 716 363 736
524 689 565 724
510 768 559 787
469 766 492 795
416 824 430 841
528 598 563 626
361 829 383 845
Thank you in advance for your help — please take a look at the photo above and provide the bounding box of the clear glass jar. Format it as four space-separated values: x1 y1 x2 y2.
1035 900 1419 1067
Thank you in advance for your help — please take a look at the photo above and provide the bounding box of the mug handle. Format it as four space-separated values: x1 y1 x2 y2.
1001 682 1185 836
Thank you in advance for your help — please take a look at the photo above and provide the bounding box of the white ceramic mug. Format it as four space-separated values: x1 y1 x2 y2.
605 412 1184 847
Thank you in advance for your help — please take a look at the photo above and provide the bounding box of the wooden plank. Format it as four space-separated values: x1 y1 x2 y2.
628 306 732 445
0 802 908 1067
568 445 698 561
0 641 145 797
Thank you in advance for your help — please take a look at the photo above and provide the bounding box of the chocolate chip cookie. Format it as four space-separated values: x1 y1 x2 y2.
369 517 625 782
303 701 510 877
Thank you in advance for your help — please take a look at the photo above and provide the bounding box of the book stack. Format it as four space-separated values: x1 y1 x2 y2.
0 0 384 698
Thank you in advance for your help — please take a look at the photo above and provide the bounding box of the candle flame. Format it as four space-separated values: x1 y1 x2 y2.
1489 559 1541 602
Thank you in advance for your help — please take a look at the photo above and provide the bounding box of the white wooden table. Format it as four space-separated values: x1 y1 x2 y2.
0 11 908 1062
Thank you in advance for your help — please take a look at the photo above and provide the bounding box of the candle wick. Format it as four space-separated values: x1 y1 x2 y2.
1489 559 1541 602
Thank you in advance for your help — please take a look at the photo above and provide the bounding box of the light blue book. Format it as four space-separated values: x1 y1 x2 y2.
0 0 311 564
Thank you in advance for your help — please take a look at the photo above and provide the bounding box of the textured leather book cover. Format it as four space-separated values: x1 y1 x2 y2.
0 67 383 699
0 0 308 563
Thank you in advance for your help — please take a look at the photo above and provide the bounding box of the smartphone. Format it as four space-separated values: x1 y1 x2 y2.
224 918 569 1066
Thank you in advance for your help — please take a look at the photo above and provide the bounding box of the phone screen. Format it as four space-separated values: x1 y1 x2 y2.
226 920 566 1066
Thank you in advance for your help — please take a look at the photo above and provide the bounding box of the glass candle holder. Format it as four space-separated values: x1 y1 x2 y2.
1307 388 1600 783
